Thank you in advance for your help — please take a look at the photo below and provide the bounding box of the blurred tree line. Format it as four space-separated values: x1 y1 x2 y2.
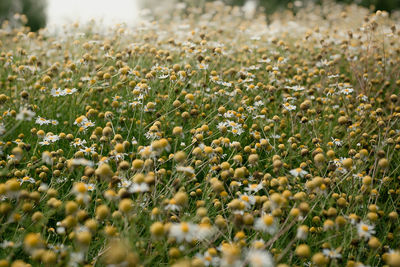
0 0 46 31
214 0 400 14
0 0 399 31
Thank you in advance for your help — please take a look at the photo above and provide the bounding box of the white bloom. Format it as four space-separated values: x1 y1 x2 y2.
196 223 217 241
86 183 95 191
119 179 132 188
63 88 78 95
79 146 96 155
296 225 308 240
340 88 354 95
50 88 64 97
239 193 256 209
289 168 308 178
286 85 305 91
45 134 60 143
57 227 66 235
131 136 138 145
16 107 35 121
323 248 342 259
254 100 264 107
71 138 87 147
357 222 375 240
0 123 5 136
165 203 180 212
42 151 53 165
70 158 94 167
282 102 296 111
0 240 15 248
254 214 278 235
195 251 220 266
39 140 51 146
246 249 274 267
245 183 263 193
176 166 195 174
74 116 94 129
36 117 51 125
18 176 35 184
128 183 150 193
169 222 197 243
197 63 208 70
331 137 342 146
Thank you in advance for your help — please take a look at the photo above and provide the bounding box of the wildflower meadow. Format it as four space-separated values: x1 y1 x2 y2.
0 2 400 266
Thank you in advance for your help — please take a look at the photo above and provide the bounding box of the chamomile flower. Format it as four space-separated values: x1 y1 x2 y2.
196 223 217 241
128 183 150 193
322 248 342 259
357 222 375 240
245 183 263 193
331 137 343 146
69 158 94 167
169 222 197 243
71 138 87 147
282 102 296 111
35 117 51 125
165 199 181 212
50 88 64 97
18 176 35 184
254 214 278 235
79 146 96 155
286 85 305 91
340 87 354 95
246 249 274 267
195 250 220 266
239 193 256 209
289 168 308 178
16 107 36 121
74 116 94 129
63 88 78 95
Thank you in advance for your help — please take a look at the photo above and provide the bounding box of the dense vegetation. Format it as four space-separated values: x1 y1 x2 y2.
0 1 399 266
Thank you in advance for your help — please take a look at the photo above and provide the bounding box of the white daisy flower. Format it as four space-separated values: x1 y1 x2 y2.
254 214 278 235
246 249 274 267
357 222 375 240
50 88 64 97
289 168 308 178
322 248 342 259
282 102 296 111
36 117 51 125
128 183 150 193
169 222 197 243
239 193 256 209
63 88 78 95
16 107 36 121
18 176 35 184
245 183 263 193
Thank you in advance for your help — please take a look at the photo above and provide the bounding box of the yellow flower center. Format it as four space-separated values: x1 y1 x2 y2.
263 215 274 226
181 223 189 233
241 195 249 202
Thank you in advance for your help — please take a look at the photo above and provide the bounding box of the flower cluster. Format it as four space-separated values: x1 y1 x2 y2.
0 2 399 267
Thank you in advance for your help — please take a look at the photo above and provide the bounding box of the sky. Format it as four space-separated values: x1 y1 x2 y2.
46 0 140 29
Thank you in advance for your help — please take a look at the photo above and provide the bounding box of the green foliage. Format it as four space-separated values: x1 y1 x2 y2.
0 0 16 20
0 0 46 31
20 0 47 32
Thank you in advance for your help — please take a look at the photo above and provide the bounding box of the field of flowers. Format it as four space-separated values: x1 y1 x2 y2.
0 1 399 266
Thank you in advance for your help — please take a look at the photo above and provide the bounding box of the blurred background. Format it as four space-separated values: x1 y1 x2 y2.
0 0 399 31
